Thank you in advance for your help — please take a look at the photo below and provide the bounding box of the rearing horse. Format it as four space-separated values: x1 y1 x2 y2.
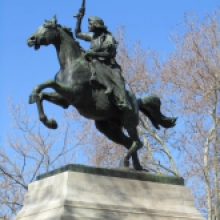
27 16 176 170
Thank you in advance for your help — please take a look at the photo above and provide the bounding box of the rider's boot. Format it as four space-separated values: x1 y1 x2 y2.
117 94 132 111
104 87 113 95
118 101 132 111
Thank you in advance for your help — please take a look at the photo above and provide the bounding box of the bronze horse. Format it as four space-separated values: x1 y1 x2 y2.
27 16 176 170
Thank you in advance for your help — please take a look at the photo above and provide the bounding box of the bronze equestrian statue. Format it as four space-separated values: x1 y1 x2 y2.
27 13 176 171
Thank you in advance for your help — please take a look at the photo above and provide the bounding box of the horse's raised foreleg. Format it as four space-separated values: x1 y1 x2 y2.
29 79 72 104
34 94 58 129
36 92 70 129
95 120 143 170
29 79 72 129
40 92 69 109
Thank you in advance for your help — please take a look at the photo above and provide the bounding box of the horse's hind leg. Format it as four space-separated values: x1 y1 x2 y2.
122 126 143 170
95 120 132 148
121 112 143 170
95 120 142 170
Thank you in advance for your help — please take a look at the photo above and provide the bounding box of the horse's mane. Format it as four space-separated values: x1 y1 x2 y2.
44 19 74 38
60 25 74 38
44 17 84 51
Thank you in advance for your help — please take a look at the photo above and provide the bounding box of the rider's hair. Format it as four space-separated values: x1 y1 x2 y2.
88 16 107 30
88 16 114 37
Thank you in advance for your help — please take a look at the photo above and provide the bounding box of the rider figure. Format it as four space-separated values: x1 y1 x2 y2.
74 10 131 111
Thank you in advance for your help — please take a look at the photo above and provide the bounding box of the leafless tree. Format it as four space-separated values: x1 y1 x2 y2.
0 98 92 219
4 10 219 219
156 10 220 219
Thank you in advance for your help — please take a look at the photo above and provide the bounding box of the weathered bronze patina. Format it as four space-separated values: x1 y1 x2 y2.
27 5 176 171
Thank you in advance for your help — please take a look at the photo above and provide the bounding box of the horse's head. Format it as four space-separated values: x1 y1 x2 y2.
27 15 84 71
27 15 61 50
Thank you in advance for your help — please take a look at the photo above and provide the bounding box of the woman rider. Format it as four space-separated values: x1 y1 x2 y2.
74 11 131 112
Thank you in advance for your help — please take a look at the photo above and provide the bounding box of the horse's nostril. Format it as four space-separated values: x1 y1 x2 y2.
30 36 36 41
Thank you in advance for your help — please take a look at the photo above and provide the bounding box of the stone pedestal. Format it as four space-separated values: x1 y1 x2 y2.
15 164 205 220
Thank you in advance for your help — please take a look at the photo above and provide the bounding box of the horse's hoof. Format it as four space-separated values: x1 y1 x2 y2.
133 163 143 171
119 158 130 168
46 119 58 129
29 93 40 104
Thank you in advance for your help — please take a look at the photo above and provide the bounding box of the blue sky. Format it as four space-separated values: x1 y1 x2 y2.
0 0 219 143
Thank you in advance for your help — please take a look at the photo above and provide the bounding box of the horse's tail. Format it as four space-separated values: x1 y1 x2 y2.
138 94 177 129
